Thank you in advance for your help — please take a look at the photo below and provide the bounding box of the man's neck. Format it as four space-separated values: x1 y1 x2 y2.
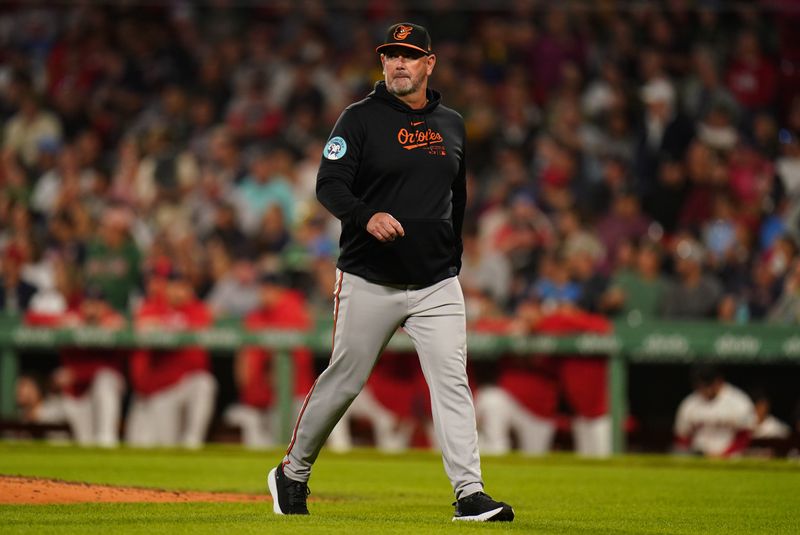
394 87 428 110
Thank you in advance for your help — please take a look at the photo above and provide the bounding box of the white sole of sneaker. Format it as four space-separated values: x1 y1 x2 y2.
267 467 284 515
452 506 505 522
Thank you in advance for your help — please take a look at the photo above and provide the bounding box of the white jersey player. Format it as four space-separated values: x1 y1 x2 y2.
674 365 756 457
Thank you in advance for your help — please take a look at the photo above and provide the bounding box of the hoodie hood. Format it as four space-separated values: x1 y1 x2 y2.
369 81 441 114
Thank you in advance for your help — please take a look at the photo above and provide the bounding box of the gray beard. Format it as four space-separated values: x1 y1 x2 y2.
388 77 420 97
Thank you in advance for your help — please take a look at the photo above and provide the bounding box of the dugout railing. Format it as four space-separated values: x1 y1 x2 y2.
2 313 799 454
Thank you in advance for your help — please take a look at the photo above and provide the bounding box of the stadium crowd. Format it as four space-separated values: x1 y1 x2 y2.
2 1 800 454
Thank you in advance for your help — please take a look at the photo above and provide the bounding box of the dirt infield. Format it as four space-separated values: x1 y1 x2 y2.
0 475 270 504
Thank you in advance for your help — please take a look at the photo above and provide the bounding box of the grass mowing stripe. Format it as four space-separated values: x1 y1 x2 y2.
0 443 798 534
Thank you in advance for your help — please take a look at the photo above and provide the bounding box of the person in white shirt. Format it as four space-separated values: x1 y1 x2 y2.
674 365 756 457
751 391 791 440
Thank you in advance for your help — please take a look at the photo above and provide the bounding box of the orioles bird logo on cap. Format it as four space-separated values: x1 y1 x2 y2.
393 25 413 40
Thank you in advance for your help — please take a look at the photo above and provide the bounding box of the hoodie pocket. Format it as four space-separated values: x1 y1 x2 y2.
367 219 457 283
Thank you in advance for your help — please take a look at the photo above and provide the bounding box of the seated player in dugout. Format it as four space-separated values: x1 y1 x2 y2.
674 364 756 458
329 350 432 453
224 271 315 449
14 372 68 440
474 298 612 457
25 284 127 448
125 265 217 449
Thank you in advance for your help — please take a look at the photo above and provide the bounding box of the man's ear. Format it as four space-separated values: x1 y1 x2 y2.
426 54 436 76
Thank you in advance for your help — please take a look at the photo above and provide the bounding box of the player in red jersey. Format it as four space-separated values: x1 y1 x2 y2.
125 268 216 448
224 272 315 448
329 350 429 452
476 301 612 457
25 285 126 447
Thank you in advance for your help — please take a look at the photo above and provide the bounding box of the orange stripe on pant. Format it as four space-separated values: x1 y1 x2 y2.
284 270 344 459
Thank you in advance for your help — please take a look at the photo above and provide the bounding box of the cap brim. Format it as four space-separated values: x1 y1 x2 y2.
376 43 430 55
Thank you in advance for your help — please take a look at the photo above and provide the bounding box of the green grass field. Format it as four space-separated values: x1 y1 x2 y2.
0 442 798 534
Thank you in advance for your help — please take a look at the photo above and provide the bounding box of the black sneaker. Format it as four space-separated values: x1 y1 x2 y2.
267 463 310 515
452 491 514 522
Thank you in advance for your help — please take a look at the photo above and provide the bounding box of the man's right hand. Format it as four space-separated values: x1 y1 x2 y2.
366 212 405 242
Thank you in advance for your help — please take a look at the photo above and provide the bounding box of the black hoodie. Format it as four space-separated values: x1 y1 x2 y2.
316 81 466 286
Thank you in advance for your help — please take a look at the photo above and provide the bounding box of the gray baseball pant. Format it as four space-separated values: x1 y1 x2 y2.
282 269 484 499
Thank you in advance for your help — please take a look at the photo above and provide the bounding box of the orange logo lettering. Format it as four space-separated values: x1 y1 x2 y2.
396 127 446 154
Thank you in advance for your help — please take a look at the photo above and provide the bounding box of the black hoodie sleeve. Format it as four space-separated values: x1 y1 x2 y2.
451 127 467 272
316 108 378 228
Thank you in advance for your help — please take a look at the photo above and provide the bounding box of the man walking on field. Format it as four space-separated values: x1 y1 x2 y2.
267 22 514 522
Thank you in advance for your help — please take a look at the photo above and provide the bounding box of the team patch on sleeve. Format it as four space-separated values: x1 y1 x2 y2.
323 136 347 160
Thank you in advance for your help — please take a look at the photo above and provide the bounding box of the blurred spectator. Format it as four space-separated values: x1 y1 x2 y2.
682 46 740 123
0 247 37 314
126 268 216 448
205 202 248 255
697 104 738 153
135 127 199 234
224 272 314 448
283 213 336 277
568 246 608 314
674 365 755 458
558 209 606 265
643 157 688 234
528 9 585 104
746 257 783 320
531 253 580 309
725 30 777 114
207 252 260 319
583 156 632 218
776 122 800 201
595 190 652 267
204 127 247 187
768 257 800 324
3 90 62 169
634 77 694 196
661 238 723 319
459 224 512 308
254 204 292 256
225 72 284 142
233 146 295 235
83 207 141 312
603 240 668 320
536 136 579 213
702 194 740 269
30 144 97 218
490 191 555 277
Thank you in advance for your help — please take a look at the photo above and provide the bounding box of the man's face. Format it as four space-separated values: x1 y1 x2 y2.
696 379 723 401
80 299 106 324
259 283 282 309
381 47 435 97
167 278 193 306
16 377 40 407
637 247 660 276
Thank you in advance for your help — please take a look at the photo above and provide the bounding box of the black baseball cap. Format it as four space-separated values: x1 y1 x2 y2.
375 23 432 56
